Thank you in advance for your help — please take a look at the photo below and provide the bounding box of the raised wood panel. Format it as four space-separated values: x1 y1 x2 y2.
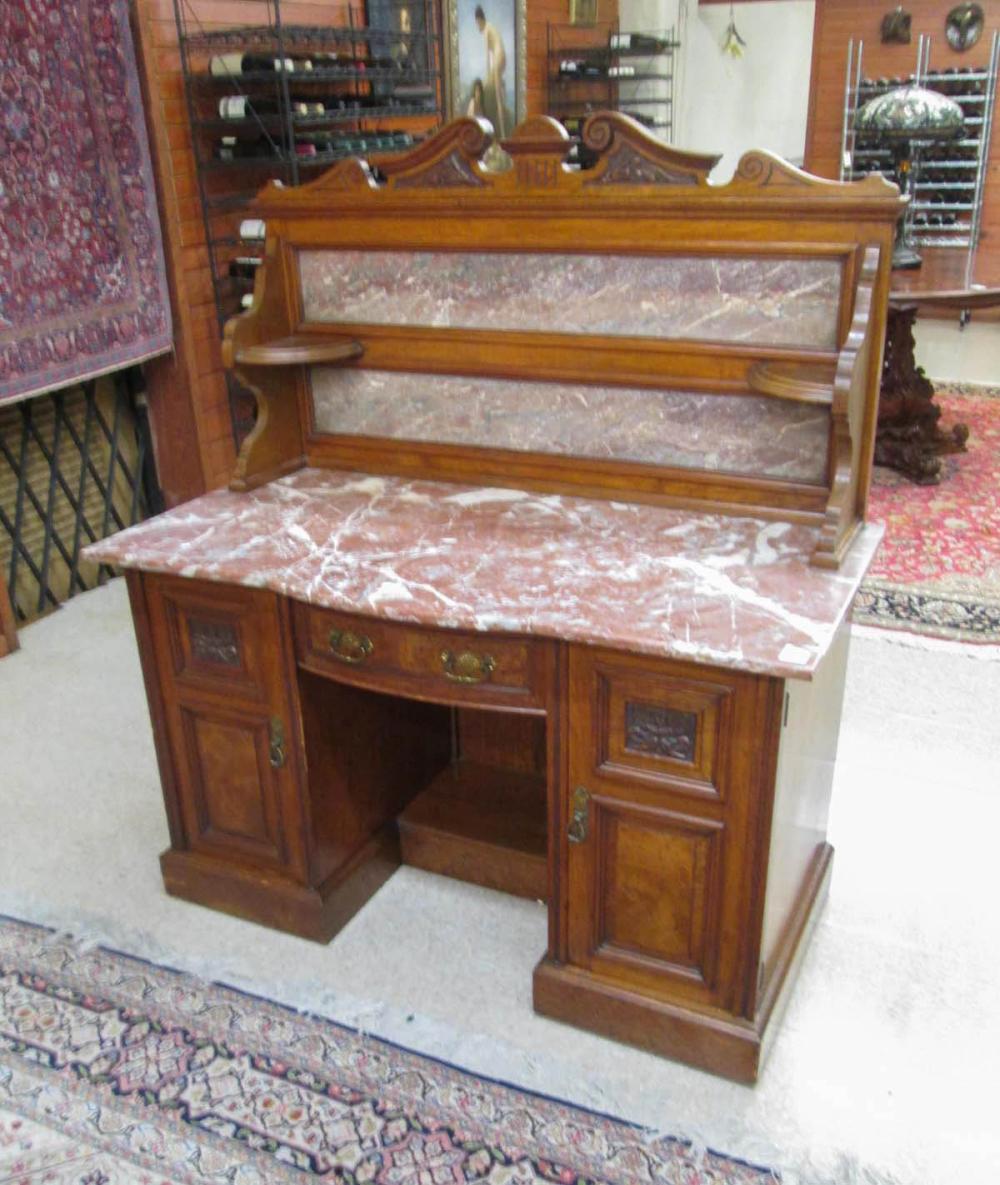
563 644 783 1015
595 666 734 803
598 805 722 986
181 707 286 864
805 0 1000 284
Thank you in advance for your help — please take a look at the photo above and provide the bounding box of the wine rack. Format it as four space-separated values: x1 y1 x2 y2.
840 31 999 250
173 0 443 441
546 22 678 164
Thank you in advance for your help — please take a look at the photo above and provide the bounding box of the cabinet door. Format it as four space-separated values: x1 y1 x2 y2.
144 576 308 882
564 646 777 1013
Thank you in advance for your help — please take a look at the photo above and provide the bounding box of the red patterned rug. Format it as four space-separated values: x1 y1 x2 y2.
0 915 776 1184
0 0 171 403
855 387 1000 642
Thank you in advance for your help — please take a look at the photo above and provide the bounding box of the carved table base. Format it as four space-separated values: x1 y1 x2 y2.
876 303 968 485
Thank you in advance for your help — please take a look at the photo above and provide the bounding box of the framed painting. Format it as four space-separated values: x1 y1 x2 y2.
569 0 598 27
366 0 435 89
443 0 527 133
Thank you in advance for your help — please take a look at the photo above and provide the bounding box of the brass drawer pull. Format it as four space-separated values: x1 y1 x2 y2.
328 628 374 665
567 786 590 844
440 649 496 684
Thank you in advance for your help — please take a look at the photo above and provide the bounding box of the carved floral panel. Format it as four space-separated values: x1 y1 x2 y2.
624 701 698 763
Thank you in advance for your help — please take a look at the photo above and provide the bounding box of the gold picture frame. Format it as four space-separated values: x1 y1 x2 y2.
442 0 527 129
569 0 598 27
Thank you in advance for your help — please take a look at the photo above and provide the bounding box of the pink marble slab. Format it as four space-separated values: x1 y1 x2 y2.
299 250 843 349
84 469 881 680
310 369 830 484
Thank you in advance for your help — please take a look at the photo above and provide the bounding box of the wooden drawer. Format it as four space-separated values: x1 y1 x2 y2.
293 603 547 709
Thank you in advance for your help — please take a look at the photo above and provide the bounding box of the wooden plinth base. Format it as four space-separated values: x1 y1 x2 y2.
398 759 548 900
160 825 400 943
534 844 834 1084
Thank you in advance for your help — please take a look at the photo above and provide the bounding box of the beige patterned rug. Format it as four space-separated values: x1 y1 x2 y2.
0 914 776 1184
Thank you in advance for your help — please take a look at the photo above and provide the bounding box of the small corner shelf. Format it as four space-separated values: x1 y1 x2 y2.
233 336 364 366
747 360 835 405
173 0 442 444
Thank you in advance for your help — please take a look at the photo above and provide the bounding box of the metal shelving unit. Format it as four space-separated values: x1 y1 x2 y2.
840 31 999 250
546 23 678 163
173 0 443 442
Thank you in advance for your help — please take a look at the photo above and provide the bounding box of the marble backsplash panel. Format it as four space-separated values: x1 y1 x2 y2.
299 250 843 349
310 369 830 484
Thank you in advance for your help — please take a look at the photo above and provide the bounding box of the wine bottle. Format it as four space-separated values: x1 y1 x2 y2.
215 136 316 161
611 33 668 53
218 96 324 119
209 52 313 77
607 64 636 78
240 292 254 310
239 219 266 241
228 257 262 280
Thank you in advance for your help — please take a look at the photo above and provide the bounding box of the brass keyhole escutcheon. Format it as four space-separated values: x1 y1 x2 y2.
268 717 286 769
567 786 590 844
440 649 496 683
328 628 374 665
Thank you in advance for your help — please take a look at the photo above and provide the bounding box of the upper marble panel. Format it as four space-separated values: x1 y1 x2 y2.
84 469 882 679
310 369 830 485
299 250 843 349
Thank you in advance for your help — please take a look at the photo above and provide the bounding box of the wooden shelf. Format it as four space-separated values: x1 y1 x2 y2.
398 760 547 901
747 359 836 405
234 335 364 366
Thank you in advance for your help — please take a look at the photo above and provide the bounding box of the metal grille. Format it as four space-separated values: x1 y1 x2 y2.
0 369 161 625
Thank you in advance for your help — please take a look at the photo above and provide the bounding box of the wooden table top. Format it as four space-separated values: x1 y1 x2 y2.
890 247 1000 308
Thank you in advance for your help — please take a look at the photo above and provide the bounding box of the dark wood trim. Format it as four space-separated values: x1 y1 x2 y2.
129 0 209 506
125 572 185 849
0 572 18 658
533 957 764 1083
160 825 400 943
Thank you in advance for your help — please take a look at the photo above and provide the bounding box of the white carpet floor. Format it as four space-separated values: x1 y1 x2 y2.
1 579 998 1185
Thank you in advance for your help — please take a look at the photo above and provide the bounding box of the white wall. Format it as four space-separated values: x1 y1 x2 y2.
914 318 1000 385
674 0 815 179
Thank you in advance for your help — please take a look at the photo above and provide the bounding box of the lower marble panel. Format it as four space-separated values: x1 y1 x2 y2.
310 368 829 484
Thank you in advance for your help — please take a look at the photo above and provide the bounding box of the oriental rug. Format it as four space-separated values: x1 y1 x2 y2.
0 0 172 404
855 387 1000 643
0 914 777 1184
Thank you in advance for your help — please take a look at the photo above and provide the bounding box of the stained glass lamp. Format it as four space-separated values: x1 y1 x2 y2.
855 85 964 269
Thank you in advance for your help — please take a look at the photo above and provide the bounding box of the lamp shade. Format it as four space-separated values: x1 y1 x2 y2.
855 85 965 141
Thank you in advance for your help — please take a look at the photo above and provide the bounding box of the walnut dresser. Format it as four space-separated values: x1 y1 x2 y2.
85 114 903 1083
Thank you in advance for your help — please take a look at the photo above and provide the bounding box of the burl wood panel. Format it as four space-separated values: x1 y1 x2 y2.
309 368 831 484
599 807 720 982
180 707 287 866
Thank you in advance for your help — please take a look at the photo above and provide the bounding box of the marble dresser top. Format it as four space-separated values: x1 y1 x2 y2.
84 468 882 680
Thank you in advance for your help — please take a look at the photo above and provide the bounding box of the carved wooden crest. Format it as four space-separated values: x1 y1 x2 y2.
256 112 900 215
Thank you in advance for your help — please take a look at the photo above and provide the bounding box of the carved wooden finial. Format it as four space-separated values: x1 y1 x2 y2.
581 112 721 187
499 115 572 187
